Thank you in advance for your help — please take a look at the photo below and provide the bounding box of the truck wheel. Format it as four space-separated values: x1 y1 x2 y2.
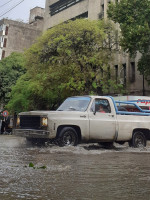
130 131 146 148
58 127 78 147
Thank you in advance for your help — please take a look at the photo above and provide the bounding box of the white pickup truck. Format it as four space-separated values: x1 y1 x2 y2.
13 96 150 148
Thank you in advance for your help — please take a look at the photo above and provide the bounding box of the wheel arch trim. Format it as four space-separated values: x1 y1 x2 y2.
132 128 150 140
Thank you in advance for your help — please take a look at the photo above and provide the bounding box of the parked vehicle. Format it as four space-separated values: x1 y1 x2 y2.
0 116 13 134
13 96 150 148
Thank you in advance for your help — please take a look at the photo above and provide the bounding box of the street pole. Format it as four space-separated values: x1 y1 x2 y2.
143 74 145 96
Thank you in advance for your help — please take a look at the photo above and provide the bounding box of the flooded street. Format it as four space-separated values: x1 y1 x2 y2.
0 135 150 200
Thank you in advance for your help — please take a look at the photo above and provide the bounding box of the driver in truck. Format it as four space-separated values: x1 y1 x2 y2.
99 105 106 113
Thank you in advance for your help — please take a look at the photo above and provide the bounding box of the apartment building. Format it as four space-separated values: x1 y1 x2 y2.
43 0 150 95
0 7 44 60
43 0 108 30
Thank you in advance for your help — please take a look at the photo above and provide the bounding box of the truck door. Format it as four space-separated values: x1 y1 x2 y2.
89 98 117 141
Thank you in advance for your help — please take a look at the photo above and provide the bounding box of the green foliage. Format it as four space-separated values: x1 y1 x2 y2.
108 0 150 78
7 19 123 112
27 162 46 169
6 73 52 113
29 162 34 168
108 0 150 55
138 54 150 79
0 52 26 105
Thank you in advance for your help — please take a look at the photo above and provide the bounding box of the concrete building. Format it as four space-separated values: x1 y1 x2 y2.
29 7 44 30
43 0 150 95
0 7 44 60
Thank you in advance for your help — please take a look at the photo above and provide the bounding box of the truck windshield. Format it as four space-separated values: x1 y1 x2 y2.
57 97 91 111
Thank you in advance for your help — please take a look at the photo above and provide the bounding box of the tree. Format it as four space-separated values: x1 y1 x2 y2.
6 73 51 113
0 52 26 106
7 19 123 113
108 0 150 79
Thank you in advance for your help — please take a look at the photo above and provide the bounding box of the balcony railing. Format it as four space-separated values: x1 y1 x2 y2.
50 0 83 16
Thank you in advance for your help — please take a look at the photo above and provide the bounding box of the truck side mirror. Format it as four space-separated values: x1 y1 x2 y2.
91 107 96 115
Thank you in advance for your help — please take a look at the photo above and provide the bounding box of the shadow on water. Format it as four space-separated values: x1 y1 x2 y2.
82 143 149 153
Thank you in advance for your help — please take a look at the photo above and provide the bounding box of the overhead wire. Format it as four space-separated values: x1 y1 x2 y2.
0 0 25 18
0 0 14 8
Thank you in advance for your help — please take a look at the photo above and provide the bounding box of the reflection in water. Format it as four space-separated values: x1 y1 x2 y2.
0 136 150 200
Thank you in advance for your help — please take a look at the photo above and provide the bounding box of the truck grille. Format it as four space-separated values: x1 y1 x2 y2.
20 116 41 129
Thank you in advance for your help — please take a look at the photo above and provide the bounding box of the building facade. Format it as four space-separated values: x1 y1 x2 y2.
29 7 44 30
43 0 150 95
43 0 107 30
0 7 44 60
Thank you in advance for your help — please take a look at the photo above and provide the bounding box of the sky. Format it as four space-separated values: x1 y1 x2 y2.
0 0 45 22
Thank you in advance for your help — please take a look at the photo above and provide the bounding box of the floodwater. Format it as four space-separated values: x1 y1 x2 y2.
0 135 150 200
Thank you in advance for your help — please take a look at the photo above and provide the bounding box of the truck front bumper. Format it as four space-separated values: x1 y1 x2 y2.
13 129 50 138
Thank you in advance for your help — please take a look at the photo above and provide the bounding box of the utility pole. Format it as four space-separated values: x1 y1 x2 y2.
143 74 145 96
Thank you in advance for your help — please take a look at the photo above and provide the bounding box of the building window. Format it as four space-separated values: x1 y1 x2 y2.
71 12 88 20
115 31 119 49
5 26 9 35
123 64 126 87
3 38 7 47
99 3 104 19
107 66 111 79
2 50 5 59
114 65 118 83
50 0 83 16
130 62 135 83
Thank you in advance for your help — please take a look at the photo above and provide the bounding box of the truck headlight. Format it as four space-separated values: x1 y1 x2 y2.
42 117 48 126
16 117 20 126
